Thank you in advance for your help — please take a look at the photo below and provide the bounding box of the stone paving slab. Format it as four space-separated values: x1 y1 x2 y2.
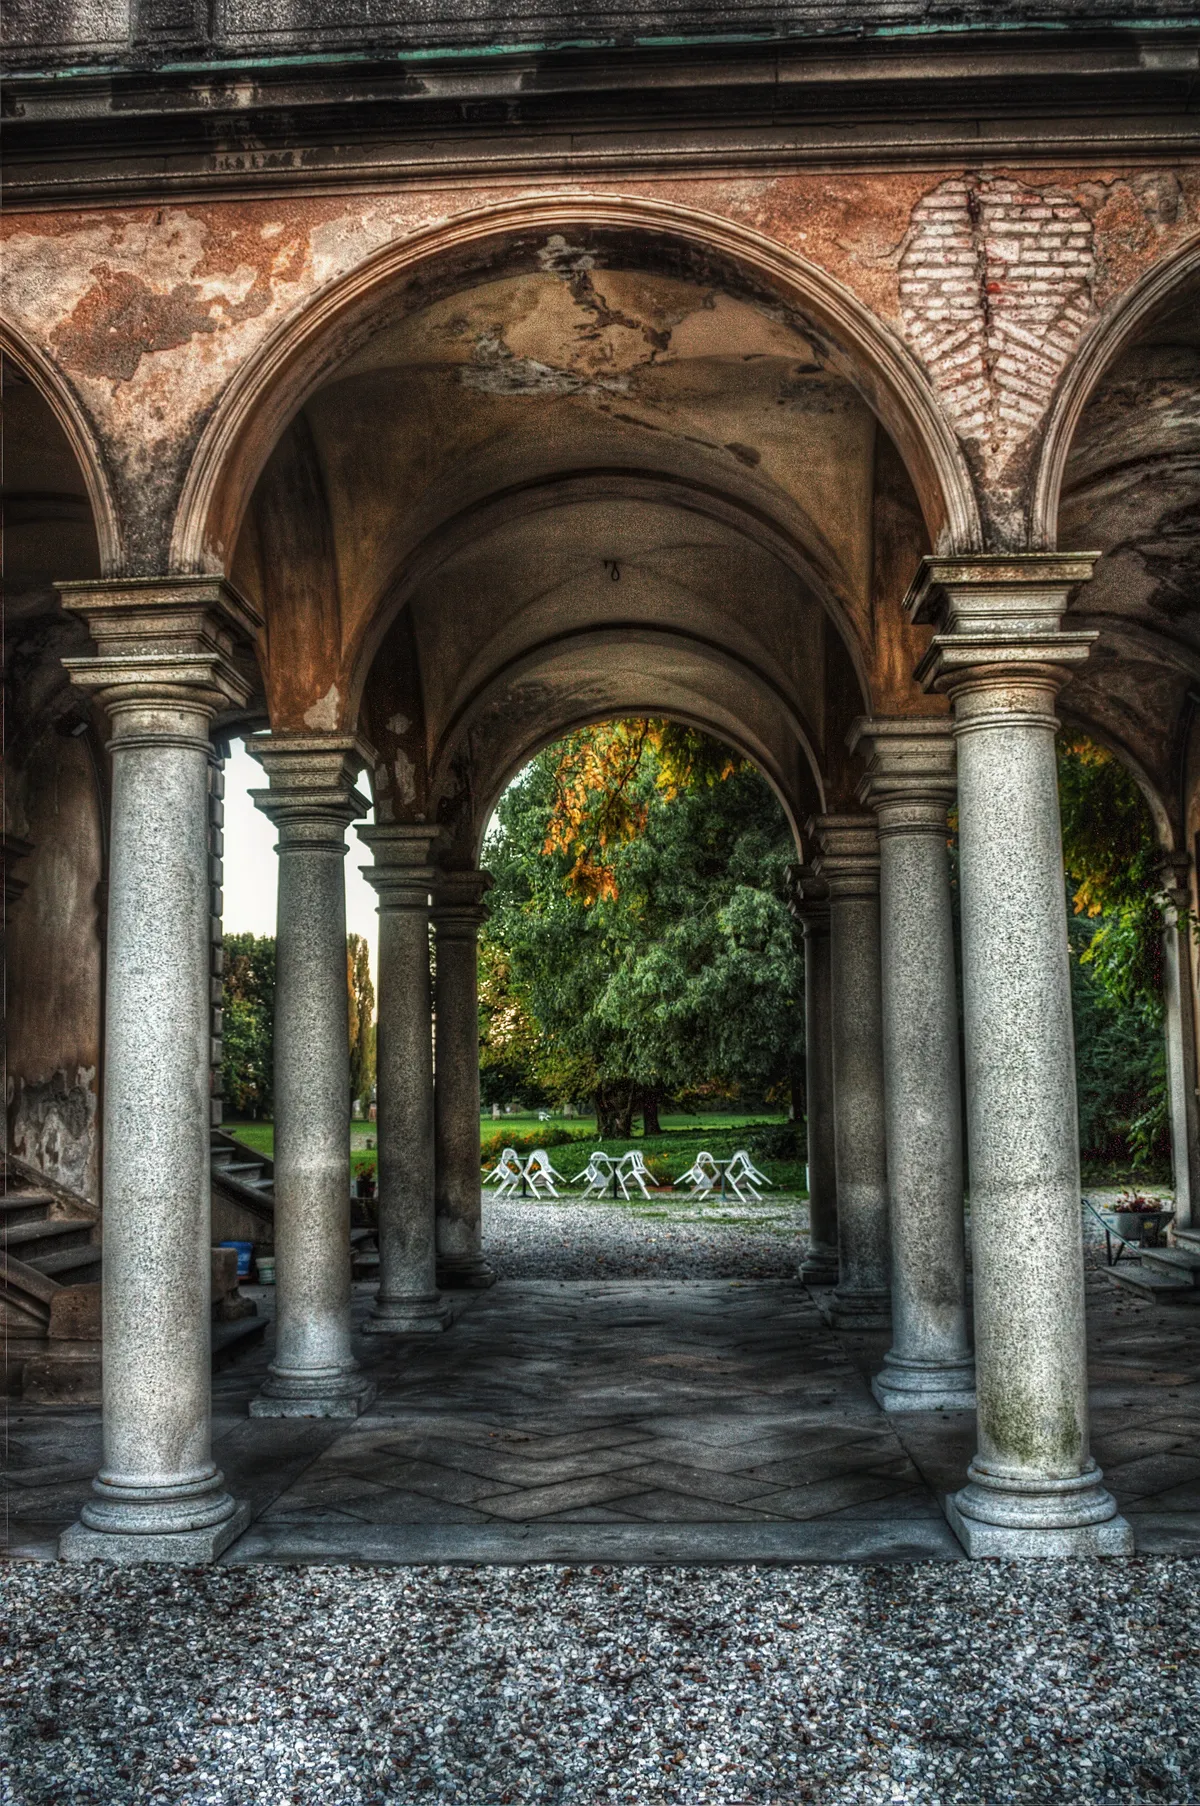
7 1249 1200 1564
225 1518 967 1564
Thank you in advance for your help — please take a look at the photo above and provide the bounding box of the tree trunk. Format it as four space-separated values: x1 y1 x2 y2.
641 1088 662 1136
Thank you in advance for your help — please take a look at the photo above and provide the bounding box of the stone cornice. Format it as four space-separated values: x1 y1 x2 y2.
357 822 444 907
59 575 261 720
807 813 879 898
851 717 956 823
248 732 372 836
904 554 1100 699
785 861 830 935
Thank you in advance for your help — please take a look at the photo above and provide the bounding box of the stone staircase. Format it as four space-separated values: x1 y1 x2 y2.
1105 1222 1200 1304
2 1143 268 1401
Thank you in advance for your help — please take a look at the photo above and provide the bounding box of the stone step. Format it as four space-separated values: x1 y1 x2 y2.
0 1192 58 1225
27 1244 104 1283
1173 1227 1200 1257
1104 1265 1200 1303
1141 1246 1200 1280
1 1217 96 1261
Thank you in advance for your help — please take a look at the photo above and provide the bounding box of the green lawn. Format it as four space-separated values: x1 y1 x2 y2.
222 1112 807 1196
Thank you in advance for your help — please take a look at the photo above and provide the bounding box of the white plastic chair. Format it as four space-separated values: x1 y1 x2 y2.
524 1149 565 1197
571 1150 615 1197
675 1150 719 1199
484 1147 525 1197
726 1149 774 1202
617 1149 654 1198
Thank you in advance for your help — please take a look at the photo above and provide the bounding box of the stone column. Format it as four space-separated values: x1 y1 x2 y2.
909 552 1132 1556
249 736 376 1418
854 719 975 1410
1159 856 1200 1232
433 871 496 1289
809 816 891 1328
788 867 838 1284
56 577 258 1562
358 825 450 1333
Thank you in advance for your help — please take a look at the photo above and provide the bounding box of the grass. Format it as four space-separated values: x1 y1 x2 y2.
222 1113 808 1196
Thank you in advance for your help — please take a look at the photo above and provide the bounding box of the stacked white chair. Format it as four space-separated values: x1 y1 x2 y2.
725 1149 774 1202
571 1150 616 1197
484 1147 525 1197
675 1150 720 1199
617 1149 654 1198
524 1149 566 1197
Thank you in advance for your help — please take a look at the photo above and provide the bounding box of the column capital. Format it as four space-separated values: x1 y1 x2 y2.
850 718 956 834
357 823 444 909
249 733 372 843
1156 850 1192 917
904 554 1100 704
807 814 879 899
59 577 261 735
433 868 494 935
785 862 830 935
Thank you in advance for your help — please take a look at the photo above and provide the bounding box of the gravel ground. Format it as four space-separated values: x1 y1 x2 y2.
2 1560 1198 1804
482 1197 808 1281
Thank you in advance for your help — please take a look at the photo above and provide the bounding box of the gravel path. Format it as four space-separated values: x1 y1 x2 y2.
2 1560 1198 1804
482 1196 808 1281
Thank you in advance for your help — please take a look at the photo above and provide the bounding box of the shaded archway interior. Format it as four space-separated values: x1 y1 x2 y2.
1 356 108 1199
228 254 944 839
1057 267 1200 849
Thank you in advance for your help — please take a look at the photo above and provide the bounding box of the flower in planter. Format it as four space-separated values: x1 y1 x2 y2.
1114 1190 1168 1213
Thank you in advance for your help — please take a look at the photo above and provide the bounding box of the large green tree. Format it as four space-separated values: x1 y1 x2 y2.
1057 736 1169 1172
220 932 377 1123
481 720 805 1134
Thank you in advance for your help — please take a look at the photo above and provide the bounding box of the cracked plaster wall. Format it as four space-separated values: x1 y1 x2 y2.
2 167 1196 583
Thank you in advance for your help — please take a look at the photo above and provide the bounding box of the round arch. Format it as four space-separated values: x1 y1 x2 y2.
0 317 123 574
1031 228 1200 551
425 623 824 862
464 700 813 870
172 191 982 575
345 466 873 730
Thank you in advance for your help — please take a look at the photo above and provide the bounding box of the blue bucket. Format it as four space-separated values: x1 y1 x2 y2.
219 1239 254 1278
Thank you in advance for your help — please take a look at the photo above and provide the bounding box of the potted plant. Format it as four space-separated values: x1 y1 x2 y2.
1110 1189 1173 1245
356 1162 377 1203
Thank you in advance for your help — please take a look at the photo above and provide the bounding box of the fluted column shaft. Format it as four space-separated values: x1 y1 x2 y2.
810 815 890 1329
359 826 450 1333
789 868 838 1285
57 578 258 1563
855 719 974 1410
249 736 375 1419
910 553 1132 1557
434 872 496 1289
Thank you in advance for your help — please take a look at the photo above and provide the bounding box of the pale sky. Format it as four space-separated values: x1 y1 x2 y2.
221 738 380 984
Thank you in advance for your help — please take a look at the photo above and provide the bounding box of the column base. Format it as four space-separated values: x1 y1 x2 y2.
250 1370 376 1419
872 1353 976 1413
945 1457 1135 1558
822 1287 891 1331
437 1254 497 1290
363 1293 452 1335
60 1500 251 1566
800 1246 840 1286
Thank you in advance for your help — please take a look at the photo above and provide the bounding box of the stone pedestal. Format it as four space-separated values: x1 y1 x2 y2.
248 737 375 1419
57 577 257 1562
855 719 975 1411
809 816 890 1329
910 553 1132 1557
433 872 496 1289
358 825 451 1333
788 867 839 1285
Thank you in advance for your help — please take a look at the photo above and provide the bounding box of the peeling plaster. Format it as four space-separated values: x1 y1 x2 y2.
7 1066 98 1200
302 683 341 729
